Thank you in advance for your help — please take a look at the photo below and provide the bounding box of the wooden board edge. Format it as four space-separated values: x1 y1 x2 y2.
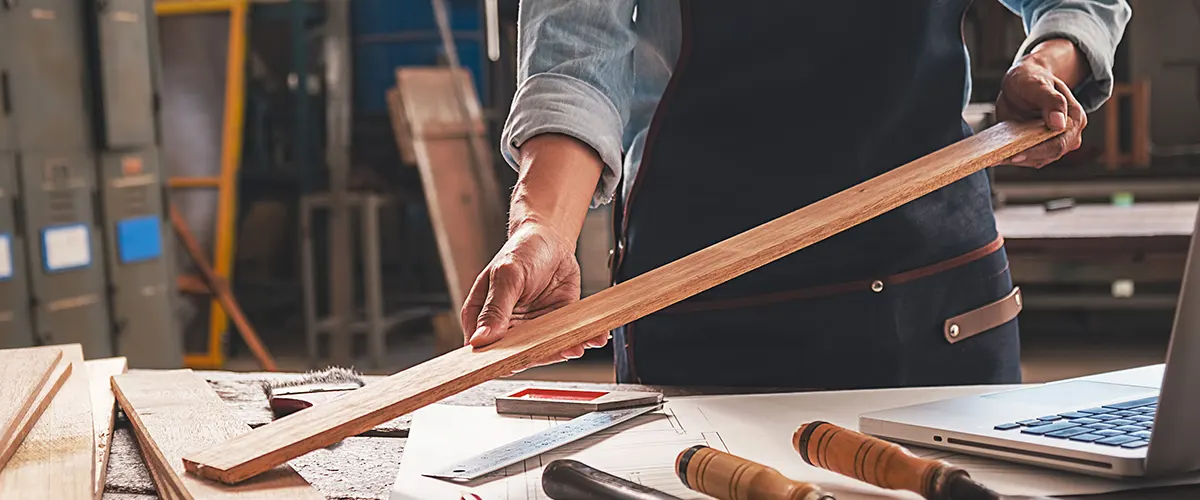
111 374 190 499
0 357 71 471
86 357 128 498
0 347 64 458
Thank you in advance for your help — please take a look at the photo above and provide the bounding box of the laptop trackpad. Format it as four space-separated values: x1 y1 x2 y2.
981 380 1157 407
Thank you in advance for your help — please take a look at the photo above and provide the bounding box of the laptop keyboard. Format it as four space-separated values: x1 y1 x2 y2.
993 396 1157 449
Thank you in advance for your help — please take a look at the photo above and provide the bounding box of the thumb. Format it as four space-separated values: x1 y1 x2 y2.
469 263 524 347
1031 80 1069 131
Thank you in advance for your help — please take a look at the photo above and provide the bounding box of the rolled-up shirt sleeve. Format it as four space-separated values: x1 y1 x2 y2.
1000 0 1132 112
500 0 638 207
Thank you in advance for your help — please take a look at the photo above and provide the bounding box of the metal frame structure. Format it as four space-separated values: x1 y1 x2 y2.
155 0 248 369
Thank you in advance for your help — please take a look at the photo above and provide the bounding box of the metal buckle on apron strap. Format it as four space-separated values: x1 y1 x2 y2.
943 286 1023 344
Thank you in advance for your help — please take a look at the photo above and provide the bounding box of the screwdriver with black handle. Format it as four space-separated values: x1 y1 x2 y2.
676 445 836 500
793 421 1057 500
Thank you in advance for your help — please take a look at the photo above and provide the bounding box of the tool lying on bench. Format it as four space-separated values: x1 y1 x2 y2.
424 387 664 481
541 459 683 500
261 367 365 418
182 120 1064 484
676 445 836 500
794 421 1056 500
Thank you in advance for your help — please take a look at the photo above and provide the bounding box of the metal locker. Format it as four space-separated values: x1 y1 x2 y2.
98 149 180 367
6 0 92 150
0 154 33 348
0 0 13 152
18 151 113 357
93 0 156 149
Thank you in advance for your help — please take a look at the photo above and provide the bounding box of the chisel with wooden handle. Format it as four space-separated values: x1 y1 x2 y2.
541 459 684 500
676 445 836 500
793 421 1056 500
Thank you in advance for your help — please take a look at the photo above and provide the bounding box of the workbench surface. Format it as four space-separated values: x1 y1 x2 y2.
101 370 1197 500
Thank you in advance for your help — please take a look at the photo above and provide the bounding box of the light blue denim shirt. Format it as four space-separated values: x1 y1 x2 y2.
500 1 1132 208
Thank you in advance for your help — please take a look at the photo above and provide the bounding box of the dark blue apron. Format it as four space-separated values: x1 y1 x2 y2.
609 0 1022 389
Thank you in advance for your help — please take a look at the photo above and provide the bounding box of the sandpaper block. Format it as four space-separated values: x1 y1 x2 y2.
496 387 664 418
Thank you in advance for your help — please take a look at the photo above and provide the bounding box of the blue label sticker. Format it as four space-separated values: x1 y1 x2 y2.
0 233 12 281
42 223 92 272
117 216 164 264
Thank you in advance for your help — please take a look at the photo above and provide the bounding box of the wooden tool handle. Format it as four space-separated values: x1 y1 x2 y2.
542 459 684 500
676 445 835 500
793 421 969 500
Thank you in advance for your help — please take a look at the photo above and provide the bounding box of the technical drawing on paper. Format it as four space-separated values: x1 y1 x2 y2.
391 404 728 500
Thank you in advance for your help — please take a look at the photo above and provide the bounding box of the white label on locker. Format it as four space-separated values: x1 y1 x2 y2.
43 224 92 272
0 234 12 280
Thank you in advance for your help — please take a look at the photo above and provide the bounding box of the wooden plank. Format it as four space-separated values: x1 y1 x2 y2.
0 347 63 471
0 354 70 472
87 357 128 498
182 120 1063 484
385 87 416 165
0 344 93 499
394 67 507 353
112 370 322 499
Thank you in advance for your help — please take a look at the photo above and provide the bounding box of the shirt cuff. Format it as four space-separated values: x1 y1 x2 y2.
1016 9 1118 112
501 73 625 208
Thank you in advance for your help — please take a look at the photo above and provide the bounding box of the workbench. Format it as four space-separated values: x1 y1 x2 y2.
996 201 1196 310
100 370 1199 500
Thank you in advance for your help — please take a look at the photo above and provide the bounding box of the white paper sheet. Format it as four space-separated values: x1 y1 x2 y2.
0 234 12 280
43 224 91 271
393 383 1200 500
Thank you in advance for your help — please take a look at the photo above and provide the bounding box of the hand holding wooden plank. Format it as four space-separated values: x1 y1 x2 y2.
182 120 1065 484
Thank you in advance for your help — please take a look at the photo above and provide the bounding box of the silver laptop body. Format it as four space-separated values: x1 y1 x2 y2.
859 203 1200 479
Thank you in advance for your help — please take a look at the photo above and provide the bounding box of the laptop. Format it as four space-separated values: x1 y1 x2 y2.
859 204 1200 479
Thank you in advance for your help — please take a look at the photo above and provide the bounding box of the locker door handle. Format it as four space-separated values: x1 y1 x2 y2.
1 71 11 116
2 0 15 11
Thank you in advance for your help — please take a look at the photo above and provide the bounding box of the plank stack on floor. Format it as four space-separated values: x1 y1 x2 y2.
0 344 93 499
0 345 131 499
111 369 323 499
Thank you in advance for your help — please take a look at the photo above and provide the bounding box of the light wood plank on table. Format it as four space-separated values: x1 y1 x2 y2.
112 370 322 499
0 353 70 472
180 120 1063 484
0 346 63 470
0 344 94 499
88 357 129 498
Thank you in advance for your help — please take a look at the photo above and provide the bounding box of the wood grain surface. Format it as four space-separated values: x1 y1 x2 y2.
0 353 70 472
0 344 94 499
88 357 129 498
181 120 1062 484
0 346 63 470
794 421 959 499
394 67 506 353
112 370 322 499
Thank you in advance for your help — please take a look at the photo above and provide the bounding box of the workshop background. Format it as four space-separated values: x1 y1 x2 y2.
1 0 1196 383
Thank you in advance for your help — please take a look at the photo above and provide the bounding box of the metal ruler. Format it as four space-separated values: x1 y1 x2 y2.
422 404 663 481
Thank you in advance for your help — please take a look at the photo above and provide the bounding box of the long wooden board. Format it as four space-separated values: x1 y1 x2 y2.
394 67 507 353
86 357 128 498
0 344 93 499
183 120 1064 484
112 369 323 499
0 352 71 472
0 346 63 470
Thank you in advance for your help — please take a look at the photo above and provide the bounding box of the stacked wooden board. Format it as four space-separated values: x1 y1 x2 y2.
111 369 324 499
0 345 125 499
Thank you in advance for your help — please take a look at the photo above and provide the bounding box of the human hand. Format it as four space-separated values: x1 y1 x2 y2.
461 221 609 374
995 52 1087 168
